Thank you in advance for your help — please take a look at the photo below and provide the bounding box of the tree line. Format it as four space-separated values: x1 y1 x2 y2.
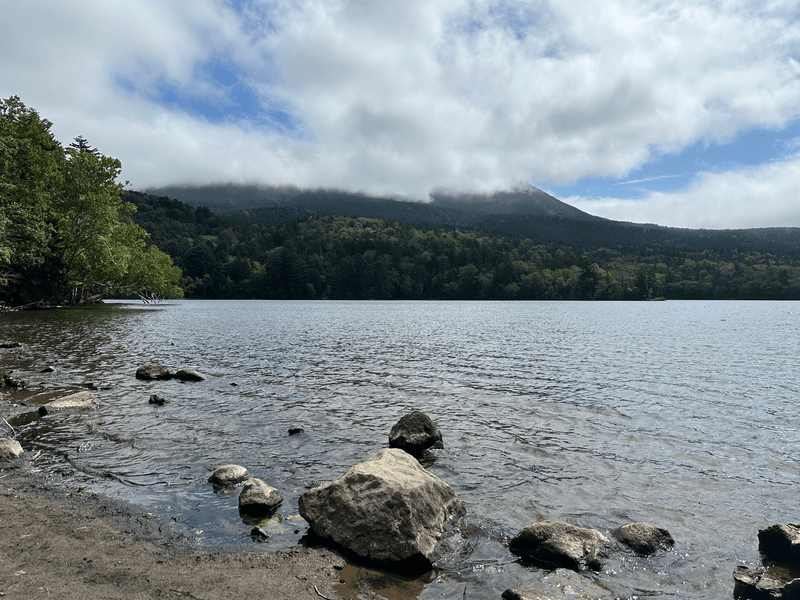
126 191 800 301
0 97 182 307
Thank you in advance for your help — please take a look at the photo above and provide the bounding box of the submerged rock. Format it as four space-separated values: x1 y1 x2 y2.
388 410 443 455
613 522 674 556
148 394 169 405
38 391 96 416
509 520 610 571
288 426 305 435
734 565 800 599
135 365 173 380
208 464 249 486
0 438 24 461
503 568 614 600
238 478 283 514
298 447 465 569
174 369 204 382
759 524 800 566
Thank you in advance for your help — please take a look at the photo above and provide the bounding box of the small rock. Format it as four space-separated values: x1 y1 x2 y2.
250 526 269 541
40 365 56 373
0 438 24 461
38 391 96 416
208 464 249 486
174 369 204 382
0 342 22 349
759 524 800 566
148 394 169 405
509 520 610 571
613 522 674 555
135 365 173 380
503 568 614 600
288 426 305 435
388 410 443 455
239 478 283 514
3 374 26 389
734 565 800 599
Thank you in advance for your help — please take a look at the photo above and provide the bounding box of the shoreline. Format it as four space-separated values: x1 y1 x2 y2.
0 460 346 600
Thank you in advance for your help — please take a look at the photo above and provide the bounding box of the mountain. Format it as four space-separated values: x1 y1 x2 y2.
143 184 800 259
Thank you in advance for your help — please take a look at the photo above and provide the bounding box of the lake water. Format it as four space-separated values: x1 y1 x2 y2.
1 300 799 599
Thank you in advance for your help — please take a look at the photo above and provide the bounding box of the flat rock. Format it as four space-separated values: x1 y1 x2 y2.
238 478 283 514
38 391 96 416
0 438 24 461
509 520 610 571
174 369 204 382
388 410 443 454
208 464 249 486
135 365 173 380
298 447 465 569
503 568 613 600
734 565 800 599
759 524 800 566
613 522 674 555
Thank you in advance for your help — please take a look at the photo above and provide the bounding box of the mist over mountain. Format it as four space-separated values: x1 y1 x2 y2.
143 184 800 259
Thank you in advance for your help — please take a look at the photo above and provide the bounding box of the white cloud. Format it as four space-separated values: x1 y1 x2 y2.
2 0 800 226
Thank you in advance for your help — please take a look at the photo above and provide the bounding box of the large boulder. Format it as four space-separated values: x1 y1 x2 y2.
734 565 800 599
759 524 800 566
509 520 610 571
238 478 283 514
388 410 443 454
0 438 23 461
298 448 465 568
208 464 249 486
135 365 173 380
38 391 96 416
503 568 614 600
613 522 674 556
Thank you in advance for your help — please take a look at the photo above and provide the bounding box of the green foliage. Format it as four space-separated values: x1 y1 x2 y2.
125 191 800 301
0 96 183 306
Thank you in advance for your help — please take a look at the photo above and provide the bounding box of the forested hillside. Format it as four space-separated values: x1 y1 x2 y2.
126 191 800 301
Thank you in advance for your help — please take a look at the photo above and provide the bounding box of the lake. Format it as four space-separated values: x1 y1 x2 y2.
2 300 798 599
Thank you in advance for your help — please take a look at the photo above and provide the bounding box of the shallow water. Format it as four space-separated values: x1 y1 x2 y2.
1 300 798 599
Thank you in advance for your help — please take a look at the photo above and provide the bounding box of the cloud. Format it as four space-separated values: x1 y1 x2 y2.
2 0 800 226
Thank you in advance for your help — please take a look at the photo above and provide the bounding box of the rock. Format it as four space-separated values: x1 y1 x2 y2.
135 365 173 380
3 374 26 389
503 568 614 600
288 426 305 435
40 365 56 373
208 464 249 486
388 410 443 454
238 478 283 514
509 520 610 571
0 342 22 348
250 526 269 541
38 391 96 416
148 394 169 405
174 369 204 382
298 447 465 569
613 522 674 555
734 565 800 599
0 438 24 461
759 524 800 566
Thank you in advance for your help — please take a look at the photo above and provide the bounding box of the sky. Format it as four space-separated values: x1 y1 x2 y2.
2 0 800 229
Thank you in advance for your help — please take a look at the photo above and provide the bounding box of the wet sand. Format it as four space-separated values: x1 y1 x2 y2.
0 464 346 600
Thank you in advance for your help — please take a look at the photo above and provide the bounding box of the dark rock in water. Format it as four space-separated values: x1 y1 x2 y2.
298 448 465 569
83 382 99 390
3 374 26 389
503 568 614 600
0 342 22 349
208 464 249 486
0 438 24 461
238 478 283 514
40 365 56 373
734 565 800 599
250 526 269 542
135 365 173 380
388 410 443 455
174 369 204 382
613 522 674 555
760 524 800 566
288 426 305 435
148 394 169 405
509 520 610 571
38 391 96 416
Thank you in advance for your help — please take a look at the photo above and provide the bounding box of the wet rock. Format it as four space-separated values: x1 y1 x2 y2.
503 568 614 600
174 369 204 382
40 365 56 373
38 391 96 416
0 341 22 349
509 520 610 571
298 447 465 569
0 438 24 461
759 524 800 566
208 464 249 486
388 410 443 455
148 394 169 405
238 478 283 514
613 522 674 555
288 426 305 435
135 365 173 380
3 374 26 389
734 565 800 599
250 526 269 542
